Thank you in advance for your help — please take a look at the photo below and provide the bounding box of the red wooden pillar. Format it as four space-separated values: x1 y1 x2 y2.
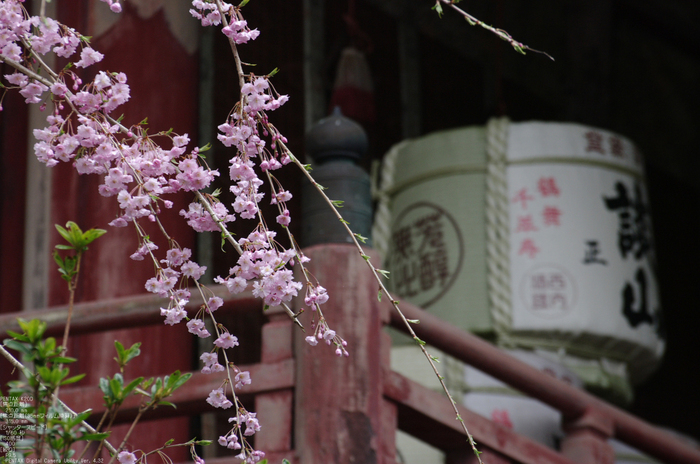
255 306 295 461
293 244 393 464
561 408 615 464
379 329 398 464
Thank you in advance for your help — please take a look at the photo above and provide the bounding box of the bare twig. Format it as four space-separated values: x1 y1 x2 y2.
435 0 554 61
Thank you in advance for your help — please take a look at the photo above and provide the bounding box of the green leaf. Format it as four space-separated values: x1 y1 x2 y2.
151 377 163 396
513 44 527 55
413 337 426 346
353 233 367 243
66 409 92 429
70 410 92 427
99 377 112 399
61 374 86 386
331 200 344 208
407 319 420 324
52 356 77 364
43 336 56 353
5 330 30 342
124 342 141 363
3 339 32 356
67 221 84 245
361 254 370 261
199 142 212 153
339 218 350 225
139 117 149 125
432 1 444 17
303 164 312 172
377 290 382 302
110 377 123 399
157 400 176 409
37 365 54 383
83 228 107 244
57 366 70 384
114 340 141 367
238 0 250 7
376 269 390 279
78 432 110 441
165 371 192 392
53 252 66 269
54 222 105 255
114 340 125 360
122 377 144 398
55 223 73 244
268 67 279 77
19 318 47 343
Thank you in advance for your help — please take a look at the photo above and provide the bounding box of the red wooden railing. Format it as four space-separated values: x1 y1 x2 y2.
2 244 699 464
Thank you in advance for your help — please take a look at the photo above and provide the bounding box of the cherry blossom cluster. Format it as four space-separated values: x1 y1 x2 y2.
1 1 344 462
216 413 265 462
305 319 349 357
190 0 261 44
213 229 303 307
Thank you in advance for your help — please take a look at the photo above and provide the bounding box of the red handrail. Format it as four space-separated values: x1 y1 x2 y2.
388 299 700 464
4 246 700 464
0 287 260 338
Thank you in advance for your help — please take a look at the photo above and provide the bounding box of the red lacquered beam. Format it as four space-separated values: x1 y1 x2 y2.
59 358 295 423
388 300 700 464
384 369 577 464
0 286 260 338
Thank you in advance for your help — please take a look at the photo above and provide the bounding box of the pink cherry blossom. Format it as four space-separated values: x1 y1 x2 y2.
74 47 104 68
235 371 251 390
117 451 137 464
214 332 239 349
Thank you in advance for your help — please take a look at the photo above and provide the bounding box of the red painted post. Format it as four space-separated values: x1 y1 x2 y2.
293 244 392 464
560 408 615 464
255 305 295 458
379 331 398 464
